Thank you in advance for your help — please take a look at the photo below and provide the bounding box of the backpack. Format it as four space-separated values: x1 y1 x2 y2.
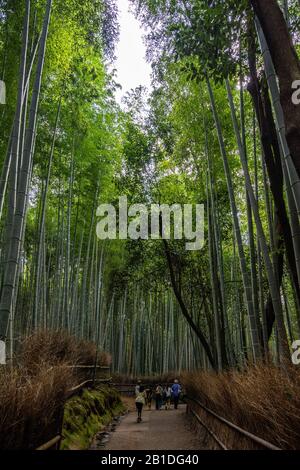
135 392 145 404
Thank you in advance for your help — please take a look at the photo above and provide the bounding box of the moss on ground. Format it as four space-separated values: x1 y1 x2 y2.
61 386 125 450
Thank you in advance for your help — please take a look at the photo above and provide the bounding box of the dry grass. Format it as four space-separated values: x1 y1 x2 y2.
0 329 111 449
20 329 111 371
183 364 300 450
0 362 74 449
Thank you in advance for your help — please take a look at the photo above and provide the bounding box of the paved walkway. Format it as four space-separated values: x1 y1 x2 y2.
104 405 203 450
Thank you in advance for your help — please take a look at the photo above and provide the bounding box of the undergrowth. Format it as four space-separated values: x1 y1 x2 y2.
183 364 300 450
0 329 112 449
61 386 124 450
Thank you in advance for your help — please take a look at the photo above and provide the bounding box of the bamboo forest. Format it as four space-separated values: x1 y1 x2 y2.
1 0 300 455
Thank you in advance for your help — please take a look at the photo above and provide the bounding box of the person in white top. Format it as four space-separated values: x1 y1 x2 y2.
135 386 146 422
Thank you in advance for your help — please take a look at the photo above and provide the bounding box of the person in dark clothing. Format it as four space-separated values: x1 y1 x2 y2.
155 384 163 410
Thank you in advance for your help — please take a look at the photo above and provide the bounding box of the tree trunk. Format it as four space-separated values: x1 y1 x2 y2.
162 236 216 369
247 27 300 305
250 0 300 178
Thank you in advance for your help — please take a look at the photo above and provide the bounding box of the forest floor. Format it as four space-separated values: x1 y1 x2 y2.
101 402 204 450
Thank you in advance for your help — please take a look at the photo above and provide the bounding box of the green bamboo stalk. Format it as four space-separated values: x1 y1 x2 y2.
206 76 262 361
0 0 53 343
226 78 290 362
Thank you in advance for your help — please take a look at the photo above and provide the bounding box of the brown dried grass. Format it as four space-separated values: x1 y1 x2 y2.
0 329 111 449
20 329 111 371
0 362 74 449
182 364 300 450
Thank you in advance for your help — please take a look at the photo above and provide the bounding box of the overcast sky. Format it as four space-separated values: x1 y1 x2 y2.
114 0 152 104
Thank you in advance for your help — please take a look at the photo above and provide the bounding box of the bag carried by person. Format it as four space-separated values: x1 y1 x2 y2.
135 392 145 405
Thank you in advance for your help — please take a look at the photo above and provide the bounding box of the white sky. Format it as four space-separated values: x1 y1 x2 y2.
114 0 152 104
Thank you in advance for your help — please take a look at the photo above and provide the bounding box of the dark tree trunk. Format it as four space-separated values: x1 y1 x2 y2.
247 28 300 338
162 237 216 369
250 0 300 178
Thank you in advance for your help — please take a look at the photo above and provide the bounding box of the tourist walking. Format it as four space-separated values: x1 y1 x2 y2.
171 379 181 410
135 386 146 422
155 384 163 410
164 384 172 410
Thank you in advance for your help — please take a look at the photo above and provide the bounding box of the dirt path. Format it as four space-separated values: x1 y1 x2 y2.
104 404 203 450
